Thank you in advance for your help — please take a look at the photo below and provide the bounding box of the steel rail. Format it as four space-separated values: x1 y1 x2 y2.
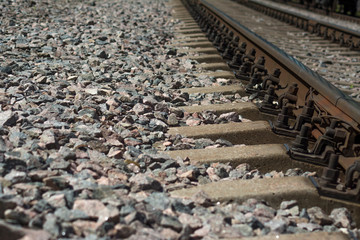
237 0 360 48
271 0 360 24
200 0 360 130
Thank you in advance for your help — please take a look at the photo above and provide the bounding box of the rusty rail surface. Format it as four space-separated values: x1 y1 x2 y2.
182 0 360 203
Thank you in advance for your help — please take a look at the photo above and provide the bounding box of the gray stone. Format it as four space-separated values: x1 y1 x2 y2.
255 203 276 217
167 113 179 126
194 138 214 149
288 206 300 216
97 50 108 58
143 96 158 106
217 112 240 122
8 130 27 148
129 174 163 192
215 138 233 146
43 214 60 237
73 124 102 137
299 208 310 219
4 170 28 184
264 219 287 233
120 205 136 217
307 206 333 225
285 168 303 176
73 199 118 222
0 110 17 127
297 222 322 231
330 208 353 228
23 128 42 138
132 103 152 115
54 207 90 222
144 192 171 211
43 176 69 190
50 159 70 170
286 226 307 234
109 224 136 238
161 159 179 170
280 200 298 210
78 108 98 119
0 138 6 153
233 224 253 237
58 146 76 160
40 129 57 149
149 119 168 132
323 225 338 232
0 195 18 218
215 167 229 178
191 190 212 207
124 211 146 224
160 214 183 232
4 208 30 225
171 200 192 214
44 193 67 208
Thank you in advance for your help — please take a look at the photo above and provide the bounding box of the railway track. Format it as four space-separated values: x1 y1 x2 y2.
166 0 360 237
271 0 360 24
230 0 360 99
1 0 360 238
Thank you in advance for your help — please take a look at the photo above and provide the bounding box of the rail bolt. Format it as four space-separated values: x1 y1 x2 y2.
291 124 310 153
321 153 340 184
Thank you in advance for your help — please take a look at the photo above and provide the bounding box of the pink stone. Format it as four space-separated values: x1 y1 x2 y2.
72 220 100 236
73 199 119 223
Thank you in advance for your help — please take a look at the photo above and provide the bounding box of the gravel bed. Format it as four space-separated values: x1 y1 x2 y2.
0 0 359 239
